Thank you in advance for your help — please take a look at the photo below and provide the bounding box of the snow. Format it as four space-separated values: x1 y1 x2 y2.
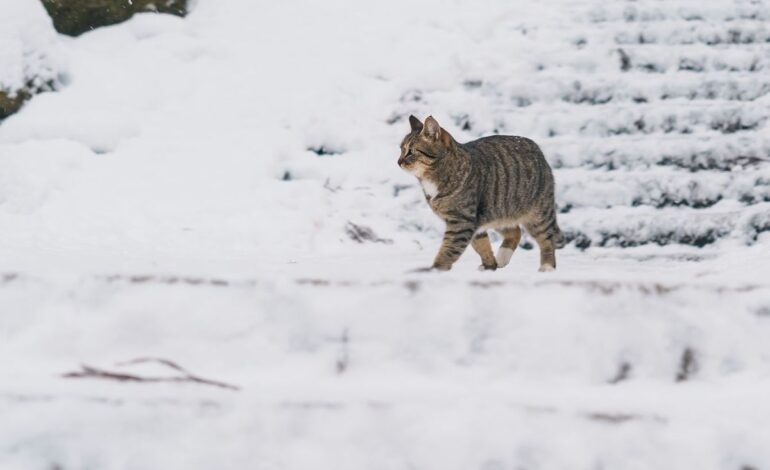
0 0 62 95
1 0 770 468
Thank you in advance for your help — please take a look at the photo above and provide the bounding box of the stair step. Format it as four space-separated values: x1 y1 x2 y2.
544 134 770 171
614 44 768 73
556 167 770 211
613 21 770 45
460 74 770 107
585 3 770 24
560 204 770 249
494 101 768 138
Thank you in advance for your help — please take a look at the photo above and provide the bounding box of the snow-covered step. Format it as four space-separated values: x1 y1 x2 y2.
489 101 768 140
455 74 770 110
615 43 769 74
554 75 770 104
560 203 770 248
556 167 770 211
430 98 768 140
614 21 770 45
544 133 770 171
585 3 770 24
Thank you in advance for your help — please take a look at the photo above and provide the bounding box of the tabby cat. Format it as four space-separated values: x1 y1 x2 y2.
398 115 564 272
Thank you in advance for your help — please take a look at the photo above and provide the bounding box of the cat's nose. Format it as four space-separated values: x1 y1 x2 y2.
397 156 405 166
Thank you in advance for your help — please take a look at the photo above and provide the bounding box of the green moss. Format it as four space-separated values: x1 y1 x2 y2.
40 0 187 36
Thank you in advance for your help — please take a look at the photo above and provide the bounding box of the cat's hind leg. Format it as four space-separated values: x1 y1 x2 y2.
524 212 559 272
471 232 497 271
523 221 556 272
496 226 521 268
534 236 556 272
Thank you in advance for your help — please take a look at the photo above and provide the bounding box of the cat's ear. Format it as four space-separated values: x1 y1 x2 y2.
409 115 423 132
422 116 441 141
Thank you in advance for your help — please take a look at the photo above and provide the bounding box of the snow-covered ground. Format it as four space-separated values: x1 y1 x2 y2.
1 0 770 469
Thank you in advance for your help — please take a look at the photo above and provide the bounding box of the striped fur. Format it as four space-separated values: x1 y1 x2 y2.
398 115 564 272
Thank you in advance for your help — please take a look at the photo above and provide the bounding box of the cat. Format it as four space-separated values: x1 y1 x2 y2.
398 115 565 272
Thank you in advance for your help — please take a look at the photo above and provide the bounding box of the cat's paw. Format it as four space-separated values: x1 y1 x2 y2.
538 264 555 272
496 247 514 268
478 264 497 271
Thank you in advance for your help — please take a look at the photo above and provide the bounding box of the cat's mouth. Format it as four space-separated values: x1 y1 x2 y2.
398 159 413 169
399 162 424 177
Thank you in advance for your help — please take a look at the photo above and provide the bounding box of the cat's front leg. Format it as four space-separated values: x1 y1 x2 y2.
431 221 477 271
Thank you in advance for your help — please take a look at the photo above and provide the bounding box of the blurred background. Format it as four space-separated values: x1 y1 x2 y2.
1 0 770 469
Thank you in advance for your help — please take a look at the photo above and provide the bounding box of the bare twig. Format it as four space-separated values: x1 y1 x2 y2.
62 358 240 391
117 357 190 374
323 178 341 192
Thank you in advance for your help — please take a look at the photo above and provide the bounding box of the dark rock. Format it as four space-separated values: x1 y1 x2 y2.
40 0 187 37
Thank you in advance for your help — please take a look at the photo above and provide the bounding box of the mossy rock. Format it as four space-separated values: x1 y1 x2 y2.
0 80 56 120
40 0 187 36
0 90 30 120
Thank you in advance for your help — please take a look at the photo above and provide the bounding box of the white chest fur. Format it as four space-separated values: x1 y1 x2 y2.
420 178 439 199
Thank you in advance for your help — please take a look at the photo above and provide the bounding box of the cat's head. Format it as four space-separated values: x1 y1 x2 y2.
398 115 453 176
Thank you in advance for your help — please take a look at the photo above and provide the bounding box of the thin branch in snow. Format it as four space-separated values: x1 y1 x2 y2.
116 357 195 375
62 359 240 391
323 178 341 192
